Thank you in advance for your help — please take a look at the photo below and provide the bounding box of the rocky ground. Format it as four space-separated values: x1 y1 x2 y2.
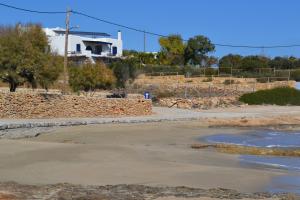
0 182 295 200
207 115 300 129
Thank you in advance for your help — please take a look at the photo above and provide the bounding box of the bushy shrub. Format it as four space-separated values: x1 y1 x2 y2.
223 79 235 85
143 65 183 75
291 69 300 81
239 87 300 105
202 77 213 82
69 62 116 92
204 67 218 76
256 77 269 83
156 90 176 98
109 58 140 87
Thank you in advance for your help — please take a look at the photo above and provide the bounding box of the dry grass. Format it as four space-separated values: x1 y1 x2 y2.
191 143 300 157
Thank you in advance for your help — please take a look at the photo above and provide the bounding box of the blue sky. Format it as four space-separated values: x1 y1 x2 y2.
0 0 300 58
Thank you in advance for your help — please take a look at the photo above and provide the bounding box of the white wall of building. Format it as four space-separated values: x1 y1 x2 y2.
43 28 123 61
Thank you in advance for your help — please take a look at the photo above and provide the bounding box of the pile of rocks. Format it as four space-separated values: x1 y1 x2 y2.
159 96 240 109
0 92 152 119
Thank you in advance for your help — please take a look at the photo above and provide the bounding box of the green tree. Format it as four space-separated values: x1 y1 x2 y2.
268 56 297 69
0 23 61 92
36 55 63 91
69 62 116 92
240 56 270 71
109 58 140 88
184 35 215 66
219 54 243 69
158 34 185 65
0 25 26 91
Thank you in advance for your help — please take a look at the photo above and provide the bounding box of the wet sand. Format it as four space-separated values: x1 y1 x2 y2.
0 121 286 194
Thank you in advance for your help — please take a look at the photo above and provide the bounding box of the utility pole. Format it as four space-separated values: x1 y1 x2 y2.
143 30 146 52
63 8 71 94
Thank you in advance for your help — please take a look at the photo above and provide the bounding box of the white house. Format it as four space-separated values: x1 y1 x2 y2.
43 27 123 63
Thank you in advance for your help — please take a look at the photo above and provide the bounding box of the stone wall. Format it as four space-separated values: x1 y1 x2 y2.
134 75 295 92
135 75 258 85
158 96 240 110
0 93 152 119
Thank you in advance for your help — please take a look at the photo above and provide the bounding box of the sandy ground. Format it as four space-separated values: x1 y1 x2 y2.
0 121 286 194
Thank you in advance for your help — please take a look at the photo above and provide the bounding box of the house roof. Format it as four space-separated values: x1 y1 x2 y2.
53 30 111 37
82 40 113 45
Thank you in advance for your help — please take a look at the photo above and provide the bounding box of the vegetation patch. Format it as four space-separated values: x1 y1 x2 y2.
223 79 235 85
202 77 213 82
191 143 300 157
239 87 300 105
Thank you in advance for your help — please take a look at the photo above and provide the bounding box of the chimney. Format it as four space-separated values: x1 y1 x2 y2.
117 30 122 41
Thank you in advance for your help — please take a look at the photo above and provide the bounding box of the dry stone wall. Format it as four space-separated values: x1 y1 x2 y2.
0 93 152 119
158 96 240 110
134 75 295 92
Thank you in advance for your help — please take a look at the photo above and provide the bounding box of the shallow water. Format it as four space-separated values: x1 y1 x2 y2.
203 131 300 148
201 130 300 194
240 155 300 194
240 155 300 171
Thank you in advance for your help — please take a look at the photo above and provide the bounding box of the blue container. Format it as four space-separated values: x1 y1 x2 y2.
144 92 150 99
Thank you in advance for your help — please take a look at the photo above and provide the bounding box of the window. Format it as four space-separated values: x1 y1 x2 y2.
76 44 81 53
95 45 102 55
86 46 92 52
112 47 117 55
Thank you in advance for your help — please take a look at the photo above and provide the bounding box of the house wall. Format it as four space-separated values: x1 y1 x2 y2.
44 28 123 59
47 35 65 55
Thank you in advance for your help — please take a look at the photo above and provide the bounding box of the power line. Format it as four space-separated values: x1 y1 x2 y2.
71 10 300 49
1 2 300 49
0 2 66 14
72 11 167 38
214 43 300 49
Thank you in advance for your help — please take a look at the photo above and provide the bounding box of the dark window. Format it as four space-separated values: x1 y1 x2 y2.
76 44 81 52
86 46 92 52
112 46 117 55
95 45 102 55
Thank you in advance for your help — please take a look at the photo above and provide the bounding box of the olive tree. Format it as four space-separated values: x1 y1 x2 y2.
0 23 62 92
184 35 215 66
